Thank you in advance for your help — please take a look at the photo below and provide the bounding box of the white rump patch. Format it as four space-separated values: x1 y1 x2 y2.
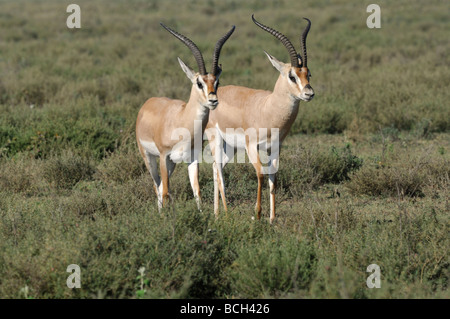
139 139 160 156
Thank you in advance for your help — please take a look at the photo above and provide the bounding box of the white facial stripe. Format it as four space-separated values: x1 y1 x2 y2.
288 71 303 90
196 77 208 99
197 77 206 88
297 74 304 90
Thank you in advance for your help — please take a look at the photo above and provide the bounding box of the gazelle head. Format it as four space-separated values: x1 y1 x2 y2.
252 15 314 102
161 23 235 110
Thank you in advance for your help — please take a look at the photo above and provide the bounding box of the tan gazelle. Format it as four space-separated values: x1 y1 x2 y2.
206 15 314 223
136 23 235 211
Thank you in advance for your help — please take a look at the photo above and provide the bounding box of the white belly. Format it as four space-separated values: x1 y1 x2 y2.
216 125 275 150
216 125 247 149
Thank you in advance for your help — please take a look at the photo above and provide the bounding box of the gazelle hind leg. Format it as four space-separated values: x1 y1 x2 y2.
144 151 163 210
166 157 176 206
159 154 176 208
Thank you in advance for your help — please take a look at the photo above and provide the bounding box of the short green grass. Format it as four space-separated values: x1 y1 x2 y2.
0 0 449 298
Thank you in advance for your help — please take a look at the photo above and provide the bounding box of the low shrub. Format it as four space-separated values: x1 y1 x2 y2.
278 144 363 198
43 151 95 189
0 156 44 194
346 152 449 198
227 237 316 298
95 144 145 184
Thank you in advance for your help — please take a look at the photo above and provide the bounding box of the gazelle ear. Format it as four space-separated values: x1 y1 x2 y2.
297 54 303 67
178 57 196 82
215 64 223 79
264 51 285 74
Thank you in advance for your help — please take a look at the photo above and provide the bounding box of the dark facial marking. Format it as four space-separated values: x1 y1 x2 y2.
197 79 203 90
200 75 218 96
288 71 297 83
294 67 310 88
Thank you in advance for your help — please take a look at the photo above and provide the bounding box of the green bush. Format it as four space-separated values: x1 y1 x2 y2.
95 144 145 184
43 151 95 189
277 144 363 198
346 152 449 198
0 156 44 194
227 237 316 298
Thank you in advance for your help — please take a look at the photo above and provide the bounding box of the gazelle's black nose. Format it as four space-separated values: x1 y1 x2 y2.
302 84 315 100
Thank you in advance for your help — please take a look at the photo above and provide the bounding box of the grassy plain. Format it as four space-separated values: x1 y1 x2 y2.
0 0 448 298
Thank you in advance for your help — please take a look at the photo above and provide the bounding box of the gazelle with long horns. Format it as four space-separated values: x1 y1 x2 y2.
206 15 314 223
136 23 235 210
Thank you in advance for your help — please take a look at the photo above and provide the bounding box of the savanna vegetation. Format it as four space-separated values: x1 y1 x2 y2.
0 0 448 299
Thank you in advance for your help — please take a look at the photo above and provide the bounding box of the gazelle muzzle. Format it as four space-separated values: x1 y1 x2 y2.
301 83 314 101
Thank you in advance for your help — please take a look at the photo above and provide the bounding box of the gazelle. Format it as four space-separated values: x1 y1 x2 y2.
136 23 235 210
206 15 314 223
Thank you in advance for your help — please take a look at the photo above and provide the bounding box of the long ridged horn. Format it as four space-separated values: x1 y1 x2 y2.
252 14 299 68
160 23 207 75
300 18 311 68
211 25 235 75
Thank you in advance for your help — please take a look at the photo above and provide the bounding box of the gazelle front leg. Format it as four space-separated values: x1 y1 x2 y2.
208 129 228 218
247 144 263 220
268 156 279 224
212 161 219 214
216 138 229 218
213 160 228 218
188 159 202 211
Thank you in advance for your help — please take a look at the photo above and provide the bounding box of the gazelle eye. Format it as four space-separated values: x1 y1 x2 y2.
289 72 296 83
197 81 203 90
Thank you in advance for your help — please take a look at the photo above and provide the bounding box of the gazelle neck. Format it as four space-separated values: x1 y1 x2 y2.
261 74 300 133
184 85 210 132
